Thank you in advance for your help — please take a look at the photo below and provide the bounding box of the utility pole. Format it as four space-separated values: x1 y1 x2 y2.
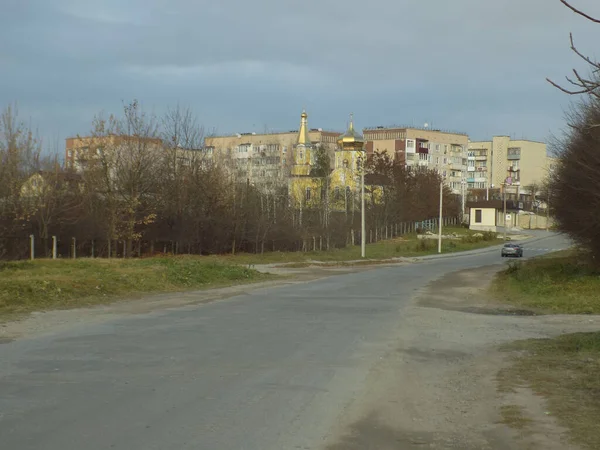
546 187 550 231
361 154 366 258
503 182 508 241
438 181 443 254
461 177 466 223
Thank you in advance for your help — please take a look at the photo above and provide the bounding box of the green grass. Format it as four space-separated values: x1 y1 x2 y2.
491 250 600 314
499 332 600 449
0 257 273 318
210 227 503 265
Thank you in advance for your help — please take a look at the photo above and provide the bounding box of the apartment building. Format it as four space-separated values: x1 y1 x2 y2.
363 125 469 194
467 136 550 195
65 135 164 172
204 120 340 186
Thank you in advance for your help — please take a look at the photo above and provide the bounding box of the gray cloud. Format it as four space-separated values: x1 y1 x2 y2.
1 0 599 149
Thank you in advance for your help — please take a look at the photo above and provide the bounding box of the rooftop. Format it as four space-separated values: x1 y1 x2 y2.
363 124 468 136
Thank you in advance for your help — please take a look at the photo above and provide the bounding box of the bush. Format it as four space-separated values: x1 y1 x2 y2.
482 231 498 241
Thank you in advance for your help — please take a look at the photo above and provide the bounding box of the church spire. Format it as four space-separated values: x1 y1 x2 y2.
297 110 310 146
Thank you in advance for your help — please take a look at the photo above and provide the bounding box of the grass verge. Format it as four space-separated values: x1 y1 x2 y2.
491 249 600 314
499 333 600 449
0 256 273 319
211 227 504 265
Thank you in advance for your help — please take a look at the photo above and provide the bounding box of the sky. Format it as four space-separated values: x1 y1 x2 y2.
1 0 599 152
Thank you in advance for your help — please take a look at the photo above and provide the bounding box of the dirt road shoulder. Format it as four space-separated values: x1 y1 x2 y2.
325 264 599 450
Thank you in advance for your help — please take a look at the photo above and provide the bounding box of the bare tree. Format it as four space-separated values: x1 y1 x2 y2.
547 1 600 97
0 103 42 257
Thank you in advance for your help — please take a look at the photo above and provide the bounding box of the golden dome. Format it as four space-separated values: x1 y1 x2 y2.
337 113 364 146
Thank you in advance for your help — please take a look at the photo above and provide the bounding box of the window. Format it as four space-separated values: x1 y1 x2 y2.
475 209 482 223
67 150 73 158
443 158 447 164
306 187 311 201
334 186 340 199
321 187 326 200
343 159 349 168
436 157 440 164
282 158 286 165
406 139 415 149
299 150 304 160
436 144 440 151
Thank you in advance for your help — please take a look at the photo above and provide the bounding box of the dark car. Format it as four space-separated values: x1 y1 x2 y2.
501 243 523 258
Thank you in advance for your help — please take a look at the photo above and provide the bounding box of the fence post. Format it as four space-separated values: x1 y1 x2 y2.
370 229 373 243
351 229 355 246
72 237 76 259
313 236 316 251
375 228 378 242
52 236 57 259
30 235 35 261
320 236 323 251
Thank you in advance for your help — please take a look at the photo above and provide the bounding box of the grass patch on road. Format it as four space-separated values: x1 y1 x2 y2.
491 250 600 314
0 257 272 319
499 332 600 449
211 227 504 266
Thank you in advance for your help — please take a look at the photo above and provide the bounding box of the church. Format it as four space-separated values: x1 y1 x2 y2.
288 110 377 216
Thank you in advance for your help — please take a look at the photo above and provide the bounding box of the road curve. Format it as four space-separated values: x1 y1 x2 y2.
0 232 570 450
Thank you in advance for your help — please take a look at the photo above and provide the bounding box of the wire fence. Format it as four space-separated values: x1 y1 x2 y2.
0 216 460 261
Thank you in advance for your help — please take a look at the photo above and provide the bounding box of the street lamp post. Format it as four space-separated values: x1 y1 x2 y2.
460 177 466 223
358 155 366 258
438 180 443 254
503 183 507 241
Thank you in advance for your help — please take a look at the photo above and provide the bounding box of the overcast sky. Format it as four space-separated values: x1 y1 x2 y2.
1 0 599 150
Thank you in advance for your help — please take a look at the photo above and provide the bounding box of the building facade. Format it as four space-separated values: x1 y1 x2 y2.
204 121 340 189
468 137 551 196
65 135 164 173
363 125 469 194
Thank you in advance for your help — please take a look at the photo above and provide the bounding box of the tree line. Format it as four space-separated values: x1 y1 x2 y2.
0 100 460 260
547 0 600 263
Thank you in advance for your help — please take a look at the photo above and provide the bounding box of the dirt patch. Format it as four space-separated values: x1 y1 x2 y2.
417 265 539 316
325 264 599 450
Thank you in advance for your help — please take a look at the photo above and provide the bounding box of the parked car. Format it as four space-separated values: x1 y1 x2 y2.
501 243 523 258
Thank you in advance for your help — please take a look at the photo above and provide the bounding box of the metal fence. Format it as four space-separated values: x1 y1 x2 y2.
0 216 461 261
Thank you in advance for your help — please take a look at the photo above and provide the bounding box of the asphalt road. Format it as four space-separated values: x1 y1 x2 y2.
0 232 571 450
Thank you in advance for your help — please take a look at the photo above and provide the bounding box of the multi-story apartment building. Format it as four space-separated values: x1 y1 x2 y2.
204 120 340 188
65 135 164 173
362 125 469 194
467 137 551 196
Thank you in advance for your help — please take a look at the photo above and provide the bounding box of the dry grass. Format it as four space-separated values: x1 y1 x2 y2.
498 405 533 430
499 333 600 449
0 256 272 319
209 227 503 266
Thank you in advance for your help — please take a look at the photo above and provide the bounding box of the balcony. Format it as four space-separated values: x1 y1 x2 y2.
467 166 475 172
475 155 487 161
507 154 521 160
